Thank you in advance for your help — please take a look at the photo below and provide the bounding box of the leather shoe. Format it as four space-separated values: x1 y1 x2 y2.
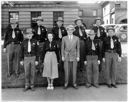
94 84 99 88
23 86 29 92
30 86 35 91
86 84 91 88
107 84 112 88
111 84 117 88
72 84 78 89
63 84 68 89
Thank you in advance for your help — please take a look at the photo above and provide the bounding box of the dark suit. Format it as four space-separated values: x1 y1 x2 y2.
32 25 47 73
102 35 122 85
4 27 23 76
20 39 39 87
52 25 67 70
85 37 102 86
61 35 80 85
73 26 87 71
92 25 107 72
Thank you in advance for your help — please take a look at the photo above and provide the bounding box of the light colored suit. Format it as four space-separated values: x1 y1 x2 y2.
61 35 80 85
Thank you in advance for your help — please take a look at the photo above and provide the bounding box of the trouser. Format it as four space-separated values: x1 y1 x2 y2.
78 39 85 70
6 43 21 75
37 42 44 73
86 55 99 85
64 61 77 85
24 56 36 87
105 52 118 85
56 40 63 70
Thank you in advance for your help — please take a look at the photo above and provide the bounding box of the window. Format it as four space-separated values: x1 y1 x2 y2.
9 12 19 23
53 11 64 26
93 10 97 16
79 10 83 17
31 11 41 28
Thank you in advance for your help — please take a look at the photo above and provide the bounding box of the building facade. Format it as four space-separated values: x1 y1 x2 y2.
101 1 127 24
2 1 102 34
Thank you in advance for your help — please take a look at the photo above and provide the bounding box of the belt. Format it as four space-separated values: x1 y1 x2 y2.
11 42 20 44
107 50 116 53
25 53 35 57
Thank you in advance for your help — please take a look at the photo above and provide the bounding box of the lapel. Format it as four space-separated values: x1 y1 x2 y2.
66 35 76 50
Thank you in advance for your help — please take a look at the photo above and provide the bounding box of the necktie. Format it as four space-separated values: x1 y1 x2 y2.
50 42 51 48
79 27 83 36
12 29 16 39
110 37 114 49
97 27 100 37
28 39 31 52
59 28 62 38
91 40 95 50
38 26 41 35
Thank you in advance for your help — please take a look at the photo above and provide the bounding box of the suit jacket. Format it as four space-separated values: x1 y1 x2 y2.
52 26 67 41
4 27 23 48
84 37 102 61
61 35 80 61
32 25 47 42
92 25 107 41
73 26 87 41
42 40 60 62
102 35 122 57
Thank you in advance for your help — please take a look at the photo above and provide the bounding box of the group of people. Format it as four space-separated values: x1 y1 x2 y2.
3 16 122 91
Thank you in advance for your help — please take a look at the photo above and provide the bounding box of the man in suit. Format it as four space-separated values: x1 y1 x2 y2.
102 27 122 88
61 25 80 89
92 17 107 40
3 20 23 77
84 29 102 88
73 17 87 72
32 16 47 75
92 17 107 72
52 17 67 70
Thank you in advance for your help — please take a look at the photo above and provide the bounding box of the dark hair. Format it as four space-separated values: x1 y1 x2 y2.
46 33 54 39
106 28 115 32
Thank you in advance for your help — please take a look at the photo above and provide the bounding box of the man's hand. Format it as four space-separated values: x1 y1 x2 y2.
35 61 38 65
118 57 122 62
98 60 100 64
77 57 80 62
84 61 87 65
102 58 105 62
62 57 65 61
3 48 6 53
20 61 24 66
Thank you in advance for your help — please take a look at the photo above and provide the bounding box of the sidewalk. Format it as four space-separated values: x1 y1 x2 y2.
2 85 127 101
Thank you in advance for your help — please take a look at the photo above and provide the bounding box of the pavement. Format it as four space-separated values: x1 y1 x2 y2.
2 85 127 101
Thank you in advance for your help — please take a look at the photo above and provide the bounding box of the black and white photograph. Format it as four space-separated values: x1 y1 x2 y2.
1 0 127 101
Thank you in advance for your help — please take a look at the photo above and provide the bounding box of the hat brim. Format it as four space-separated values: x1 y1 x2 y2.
74 19 83 24
57 20 64 22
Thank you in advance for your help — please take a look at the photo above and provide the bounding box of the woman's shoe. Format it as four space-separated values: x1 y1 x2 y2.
50 84 54 90
47 84 51 90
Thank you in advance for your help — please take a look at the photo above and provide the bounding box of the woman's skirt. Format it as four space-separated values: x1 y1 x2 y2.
42 52 58 79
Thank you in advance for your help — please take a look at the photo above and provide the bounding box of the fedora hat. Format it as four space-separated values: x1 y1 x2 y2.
57 17 64 22
74 17 83 24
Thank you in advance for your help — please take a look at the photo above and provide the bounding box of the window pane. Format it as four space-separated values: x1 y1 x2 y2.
31 11 41 28
9 12 19 23
53 11 64 26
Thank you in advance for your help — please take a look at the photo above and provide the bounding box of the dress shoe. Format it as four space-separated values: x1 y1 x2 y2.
63 84 68 89
111 84 117 88
93 84 99 88
86 84 92 88
23 86 29 92
107 84 112 88
30 86 35 91
72 84 78 89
